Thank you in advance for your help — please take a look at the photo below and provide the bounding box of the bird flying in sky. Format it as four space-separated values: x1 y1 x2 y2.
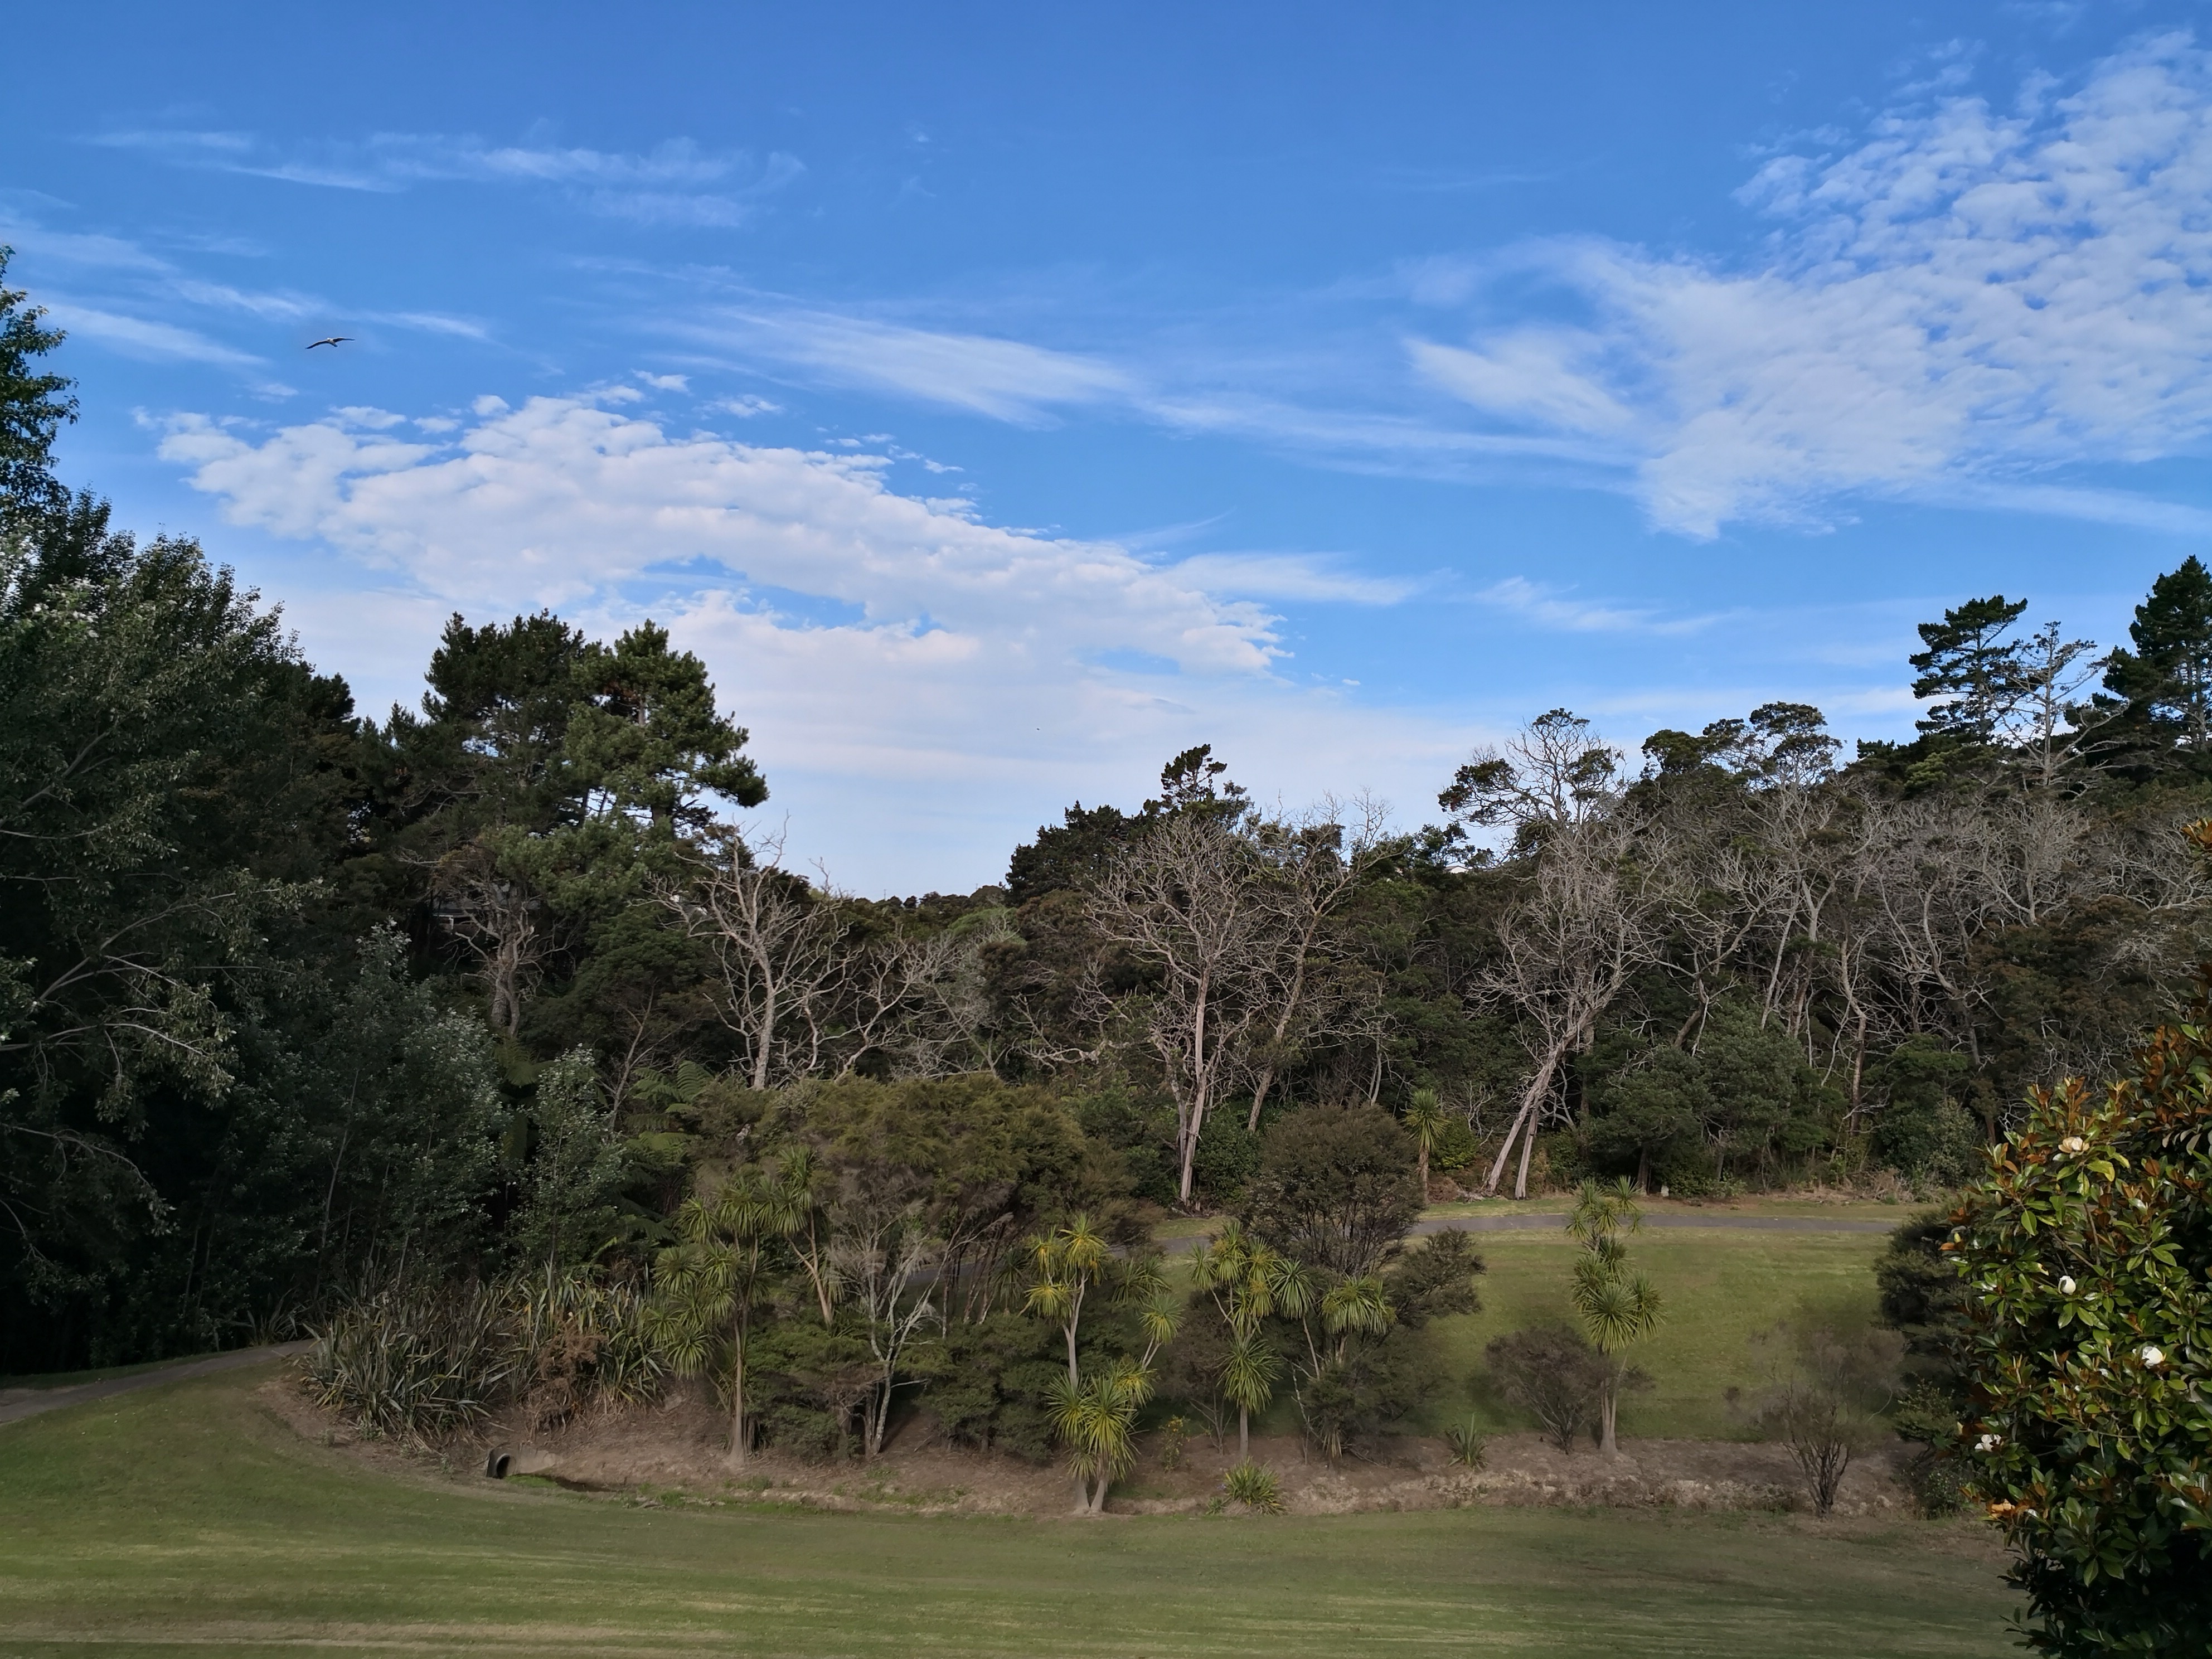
305 336 353 349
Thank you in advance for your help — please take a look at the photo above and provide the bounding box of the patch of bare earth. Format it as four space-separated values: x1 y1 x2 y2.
265 1372 1921 1521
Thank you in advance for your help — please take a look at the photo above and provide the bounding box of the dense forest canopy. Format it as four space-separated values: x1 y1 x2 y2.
6 249 2211 1373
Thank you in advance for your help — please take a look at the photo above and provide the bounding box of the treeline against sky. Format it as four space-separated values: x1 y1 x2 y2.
7 252 2212 1373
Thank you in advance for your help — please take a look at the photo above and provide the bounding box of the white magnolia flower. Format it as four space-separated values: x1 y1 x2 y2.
2141 1345 2166 1367
2059 1277 2077 1295
2060 1136 2088 1154
1976 1433 2004 1453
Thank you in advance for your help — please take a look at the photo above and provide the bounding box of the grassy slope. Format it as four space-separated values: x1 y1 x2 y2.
0 1365 2015 1658
1422 1227 1891 1439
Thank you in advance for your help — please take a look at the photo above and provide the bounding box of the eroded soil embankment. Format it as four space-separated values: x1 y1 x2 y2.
264 1376 1919 1519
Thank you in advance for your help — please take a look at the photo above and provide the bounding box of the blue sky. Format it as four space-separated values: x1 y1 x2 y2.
7 2 2212 890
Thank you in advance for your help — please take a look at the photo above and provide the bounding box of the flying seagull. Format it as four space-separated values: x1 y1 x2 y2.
305 336 353 350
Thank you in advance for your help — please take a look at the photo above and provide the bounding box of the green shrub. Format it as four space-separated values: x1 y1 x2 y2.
1223 1458 1284 1513
1430 1114 1479 1175
1191 1111 1261 1202
913 1313 1063 1462
1158 1415 1190 1471
303 1283 516 1442
1869 1037 1980 1186
1444 1415 1487 1469
1953 1042 2212 1655
746 1319 878 1461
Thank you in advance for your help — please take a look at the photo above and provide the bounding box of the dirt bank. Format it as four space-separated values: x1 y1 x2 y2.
266 1373 1920 1520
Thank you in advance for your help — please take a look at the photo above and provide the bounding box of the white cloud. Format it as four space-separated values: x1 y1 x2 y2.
1474 576 1720 635
681 310 1134 421
155 394 1460 887
1413 32 2212 535
43 302 264 367
636 371 690 391
713 394 780 418
91 128 804 226
1166 551 1419 605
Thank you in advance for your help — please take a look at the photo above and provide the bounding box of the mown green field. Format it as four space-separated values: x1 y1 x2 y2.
0 1362 2017 1658
1422 1225 1893 1439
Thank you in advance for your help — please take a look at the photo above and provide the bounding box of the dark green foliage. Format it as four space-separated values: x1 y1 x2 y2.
1954 988 2212 1657
1069 1085 1178 1206
746 1317 879 1459
1867 1039 1981 1185
1284 1231 1486 1456
1578 1005 1835 1192
2099 555 2212 768
1910 595 2032 743
1385 1229 1485 1327
915 1312 1064 1461
1876 1210 1972 1377
1640 701 1839 787
1007 803 1134 905
1190 1109 1261 1200
1242 1103 1421 1277
0 248 76 521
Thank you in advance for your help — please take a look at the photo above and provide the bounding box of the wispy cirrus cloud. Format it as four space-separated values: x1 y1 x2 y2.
1474 576 1725 636
2 205 493 374
89 128 804 226
676 308 1136 421
41 302 265 366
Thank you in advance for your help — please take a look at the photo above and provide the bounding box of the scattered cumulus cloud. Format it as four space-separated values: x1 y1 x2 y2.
1411 33 2212 535
152 393 1454 886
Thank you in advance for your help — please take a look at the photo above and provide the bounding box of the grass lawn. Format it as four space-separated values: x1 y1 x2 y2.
1418 1226 1891 1439
0 1363 2016 1658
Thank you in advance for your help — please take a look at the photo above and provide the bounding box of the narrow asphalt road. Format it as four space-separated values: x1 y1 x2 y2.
0 1340 311 1428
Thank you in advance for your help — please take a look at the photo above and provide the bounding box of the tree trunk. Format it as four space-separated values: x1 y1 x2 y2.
1634 1145 1650 1195
1417 1144 1430 1198
726 1337 749 1471
1598 1380 1618 1457
1238 1405 1249 1461
1073 1471 1090 1512
1513 1113 1539 1200
1481 1100 1536 1197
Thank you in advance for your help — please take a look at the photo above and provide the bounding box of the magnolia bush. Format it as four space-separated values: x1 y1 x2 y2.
1951 990 2212 1656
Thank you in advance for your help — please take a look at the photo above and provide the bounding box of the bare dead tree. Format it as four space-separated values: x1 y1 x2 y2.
1089 812 1275 1204
1479 812 1670 1199
1243 794 1393 1129
431 832 555 1040
661 826 842 1090
824 1167 940 1458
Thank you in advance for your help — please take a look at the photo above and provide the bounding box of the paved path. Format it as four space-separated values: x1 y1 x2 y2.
0 1340 310 1428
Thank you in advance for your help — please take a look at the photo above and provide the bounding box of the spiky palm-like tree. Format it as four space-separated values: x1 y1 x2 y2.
1026 1216 1178 1512
1048 1356 1157 1514
1403 1088 1448 1197
649 1163 804 1468
1568 1178 1662 1456
1023 1213 1110 1388
1192 1219 1311 1457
